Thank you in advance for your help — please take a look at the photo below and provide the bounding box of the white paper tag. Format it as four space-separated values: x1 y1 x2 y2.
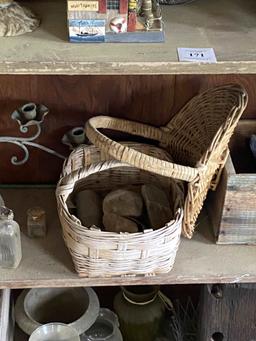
177 48 217 63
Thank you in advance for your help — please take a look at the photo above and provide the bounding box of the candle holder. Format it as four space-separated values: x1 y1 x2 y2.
62 126 89 150
0 103 65 166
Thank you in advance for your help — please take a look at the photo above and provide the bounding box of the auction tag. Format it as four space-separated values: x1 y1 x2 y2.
177 48 217 63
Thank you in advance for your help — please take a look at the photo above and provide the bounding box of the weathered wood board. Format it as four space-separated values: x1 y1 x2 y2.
198 284 256 341
208 120 256 244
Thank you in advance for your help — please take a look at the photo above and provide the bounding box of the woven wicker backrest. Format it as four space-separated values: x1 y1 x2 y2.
164 85 248 167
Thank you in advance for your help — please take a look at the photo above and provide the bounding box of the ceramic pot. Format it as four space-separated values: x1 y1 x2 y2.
114 286 165 341
15 287 100 335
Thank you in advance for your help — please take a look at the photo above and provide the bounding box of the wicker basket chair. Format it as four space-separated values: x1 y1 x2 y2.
85 84 248 238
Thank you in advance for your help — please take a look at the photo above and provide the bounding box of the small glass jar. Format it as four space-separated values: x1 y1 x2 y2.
0 206 22 269
81 308 123 341
27 207 46 238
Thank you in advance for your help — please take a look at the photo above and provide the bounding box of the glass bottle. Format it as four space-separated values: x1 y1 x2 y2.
27 207 46 238
81 308 123 341
114 286 165 341
0 206 22 269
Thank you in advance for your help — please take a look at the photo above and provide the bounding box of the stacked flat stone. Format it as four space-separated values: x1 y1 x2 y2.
103 189 143 233
141 184 172 230
75 190 103 228
75 185 174 234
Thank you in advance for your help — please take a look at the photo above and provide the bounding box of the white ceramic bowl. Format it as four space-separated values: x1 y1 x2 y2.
15 288 99 335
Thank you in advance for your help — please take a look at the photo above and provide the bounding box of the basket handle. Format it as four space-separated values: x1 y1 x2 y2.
57 160 141 201
85 116 199 182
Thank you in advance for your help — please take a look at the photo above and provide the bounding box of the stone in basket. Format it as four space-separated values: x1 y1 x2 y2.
85 85 248 238
56 142 184 278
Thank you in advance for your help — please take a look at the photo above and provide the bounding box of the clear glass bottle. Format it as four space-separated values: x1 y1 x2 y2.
0 206 22 269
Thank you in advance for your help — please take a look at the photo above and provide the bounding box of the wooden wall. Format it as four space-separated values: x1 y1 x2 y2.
0 74 255 183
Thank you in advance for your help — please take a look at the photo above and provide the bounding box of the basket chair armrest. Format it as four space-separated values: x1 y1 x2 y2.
85 116 199 182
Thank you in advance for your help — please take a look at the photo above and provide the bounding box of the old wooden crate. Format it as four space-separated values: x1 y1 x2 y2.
208 120 256 244
198 284 256 341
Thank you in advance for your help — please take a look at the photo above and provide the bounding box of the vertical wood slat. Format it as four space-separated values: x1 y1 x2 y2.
99 0 106 13
127 12 136 32
119 0 128 14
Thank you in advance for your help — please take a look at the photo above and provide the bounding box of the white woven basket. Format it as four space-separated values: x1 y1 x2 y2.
56 143 183 278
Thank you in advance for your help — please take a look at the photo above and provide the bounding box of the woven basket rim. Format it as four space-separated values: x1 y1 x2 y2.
57 159 183 239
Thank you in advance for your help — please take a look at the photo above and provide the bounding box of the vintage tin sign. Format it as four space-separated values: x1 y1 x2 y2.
69 19 105 42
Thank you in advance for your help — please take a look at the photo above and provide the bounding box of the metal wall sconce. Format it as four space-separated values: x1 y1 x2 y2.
0 103 66 166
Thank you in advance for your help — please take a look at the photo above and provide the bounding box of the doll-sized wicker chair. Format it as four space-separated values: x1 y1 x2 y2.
85 84 248 238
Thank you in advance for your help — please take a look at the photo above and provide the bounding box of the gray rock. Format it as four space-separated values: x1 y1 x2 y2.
141 184 172 229
103 213 138 233
103 189 143 217
75 190 102 228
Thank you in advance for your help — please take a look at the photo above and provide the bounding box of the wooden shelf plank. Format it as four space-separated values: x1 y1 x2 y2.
0 187 255 288
1 0 256 75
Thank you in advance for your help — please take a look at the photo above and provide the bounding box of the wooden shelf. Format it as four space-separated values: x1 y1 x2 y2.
0 187 256 289
1 0 256 75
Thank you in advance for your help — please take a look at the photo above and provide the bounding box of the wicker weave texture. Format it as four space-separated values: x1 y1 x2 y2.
56 143 183 278
85 85 248 238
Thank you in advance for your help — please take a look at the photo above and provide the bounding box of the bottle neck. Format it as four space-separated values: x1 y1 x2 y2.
123 291 157 306
122 286 159 306
0 194 4 207
0 206 14 221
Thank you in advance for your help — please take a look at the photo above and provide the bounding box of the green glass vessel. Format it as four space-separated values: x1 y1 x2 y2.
114 286 165 341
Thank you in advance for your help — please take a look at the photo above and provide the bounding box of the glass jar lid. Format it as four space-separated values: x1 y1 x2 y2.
27 207 45 221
